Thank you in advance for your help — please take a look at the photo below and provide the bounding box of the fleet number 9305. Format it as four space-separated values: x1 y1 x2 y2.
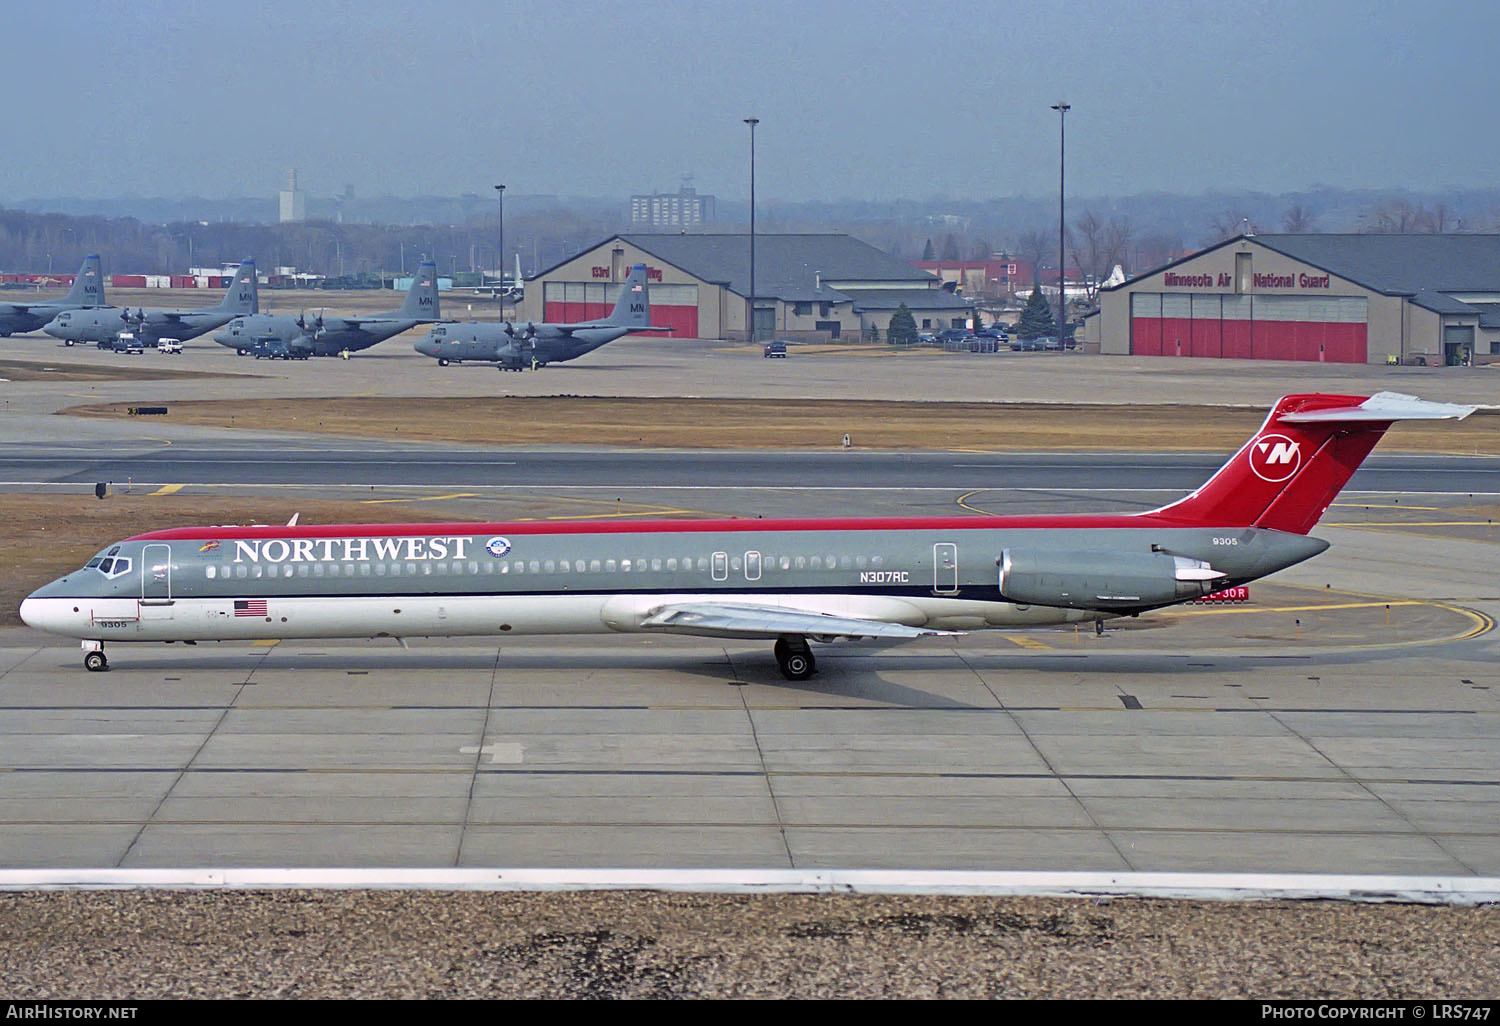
1212 537 1239 546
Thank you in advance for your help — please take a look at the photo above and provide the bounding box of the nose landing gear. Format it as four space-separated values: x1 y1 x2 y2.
83 640 108 672
773 636 816 681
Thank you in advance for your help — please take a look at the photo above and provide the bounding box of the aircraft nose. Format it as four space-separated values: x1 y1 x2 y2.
19 587 80 637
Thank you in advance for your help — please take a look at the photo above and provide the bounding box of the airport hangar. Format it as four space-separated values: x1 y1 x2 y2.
517 233 973 340
1087 233 1500 366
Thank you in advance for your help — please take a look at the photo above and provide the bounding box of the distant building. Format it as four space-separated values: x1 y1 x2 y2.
913 258 1036 297
1090 233 1500 365
278 169 306 224
523 233 971 340
630 184 716 230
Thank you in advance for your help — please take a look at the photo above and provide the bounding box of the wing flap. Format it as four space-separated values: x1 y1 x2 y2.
639 602 959 641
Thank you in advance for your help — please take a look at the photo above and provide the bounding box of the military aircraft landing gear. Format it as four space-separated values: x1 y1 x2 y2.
773 636 816 681
82 641 107 672
437 358 450 366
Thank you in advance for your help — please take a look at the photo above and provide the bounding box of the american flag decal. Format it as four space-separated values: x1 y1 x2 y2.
234 599 268 617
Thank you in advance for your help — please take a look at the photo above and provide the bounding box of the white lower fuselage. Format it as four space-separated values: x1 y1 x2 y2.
20 591 1099 645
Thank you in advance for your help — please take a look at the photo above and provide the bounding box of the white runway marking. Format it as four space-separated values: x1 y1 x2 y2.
0 869 1496 905
460 743 525 764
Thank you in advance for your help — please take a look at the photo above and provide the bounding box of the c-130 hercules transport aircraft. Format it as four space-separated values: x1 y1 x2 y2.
21 393 1473 679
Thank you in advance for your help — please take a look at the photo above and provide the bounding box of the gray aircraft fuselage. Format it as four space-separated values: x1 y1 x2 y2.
20 517 1326 642
215 315 421 356
44 260 256 345
214 260 438 356
415 323 629 369
44 308 237 345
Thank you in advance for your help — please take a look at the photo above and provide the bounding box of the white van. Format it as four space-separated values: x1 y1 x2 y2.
156 338 183 354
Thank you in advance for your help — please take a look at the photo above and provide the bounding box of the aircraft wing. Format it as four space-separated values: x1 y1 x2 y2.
556 323 674 335
638 602 959 641
336 316 440 330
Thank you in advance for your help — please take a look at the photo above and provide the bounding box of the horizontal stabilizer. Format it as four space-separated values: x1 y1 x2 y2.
1278 391 1476 423
640 602 958 641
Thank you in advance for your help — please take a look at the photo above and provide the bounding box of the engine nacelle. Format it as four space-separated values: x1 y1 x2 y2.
999 548 1224 611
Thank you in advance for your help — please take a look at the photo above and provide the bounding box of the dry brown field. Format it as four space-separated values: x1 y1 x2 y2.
65 396 1500 453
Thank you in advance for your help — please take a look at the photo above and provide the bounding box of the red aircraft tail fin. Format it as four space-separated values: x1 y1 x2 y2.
1146 392 1474 535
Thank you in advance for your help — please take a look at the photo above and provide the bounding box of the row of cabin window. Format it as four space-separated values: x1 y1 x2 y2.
200 552 888 580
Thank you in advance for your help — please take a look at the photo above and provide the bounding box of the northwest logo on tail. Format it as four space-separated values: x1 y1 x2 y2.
1249 434 1301 482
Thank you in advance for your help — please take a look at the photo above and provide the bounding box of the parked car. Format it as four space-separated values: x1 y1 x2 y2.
917 332 938 345
763 340 788 358
109 334 145 354
156 338 182 354
1042 336 1064 351
1010 336 1044 352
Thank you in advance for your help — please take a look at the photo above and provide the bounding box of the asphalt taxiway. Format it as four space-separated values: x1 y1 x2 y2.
0 333 1496 882
2 501 1495 875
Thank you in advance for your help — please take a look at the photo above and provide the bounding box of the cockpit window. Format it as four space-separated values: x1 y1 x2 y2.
94 557 132 578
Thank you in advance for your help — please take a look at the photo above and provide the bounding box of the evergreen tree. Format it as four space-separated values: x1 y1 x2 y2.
1017 288 1057 338
921 238 935 261
887 303 918 347
940 234 960 261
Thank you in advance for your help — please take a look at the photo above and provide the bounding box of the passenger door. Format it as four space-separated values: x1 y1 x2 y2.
139 543 175 621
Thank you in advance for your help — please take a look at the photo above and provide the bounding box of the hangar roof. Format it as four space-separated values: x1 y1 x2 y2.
846 289 971 312
1411 289 1478 315
569 233 938 299
1471 304 1500 329
1254 234 1500 296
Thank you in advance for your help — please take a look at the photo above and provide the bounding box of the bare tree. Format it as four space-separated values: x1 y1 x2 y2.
1415 202 1459 233
1209 211 1256 240
1015 229 1052 290
1366 199 1424 233
1069 211 1132 302
1282 204 1317 232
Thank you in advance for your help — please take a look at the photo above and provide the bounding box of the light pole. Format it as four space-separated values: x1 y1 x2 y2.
493 184 505 292
1051 102 1069 344
744 116 758 342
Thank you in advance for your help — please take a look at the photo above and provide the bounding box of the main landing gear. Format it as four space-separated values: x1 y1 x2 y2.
83 640 108 672
773 636 816 681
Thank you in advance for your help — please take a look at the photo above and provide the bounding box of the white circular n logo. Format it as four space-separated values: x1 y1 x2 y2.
1249 434 1302 483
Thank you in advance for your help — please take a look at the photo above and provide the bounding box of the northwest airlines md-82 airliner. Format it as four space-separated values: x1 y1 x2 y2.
20 392 1473 678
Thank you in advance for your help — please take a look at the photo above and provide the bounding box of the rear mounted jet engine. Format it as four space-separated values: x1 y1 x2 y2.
999 549 1224 612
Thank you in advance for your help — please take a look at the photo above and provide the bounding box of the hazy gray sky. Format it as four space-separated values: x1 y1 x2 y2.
5 0 1495 203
